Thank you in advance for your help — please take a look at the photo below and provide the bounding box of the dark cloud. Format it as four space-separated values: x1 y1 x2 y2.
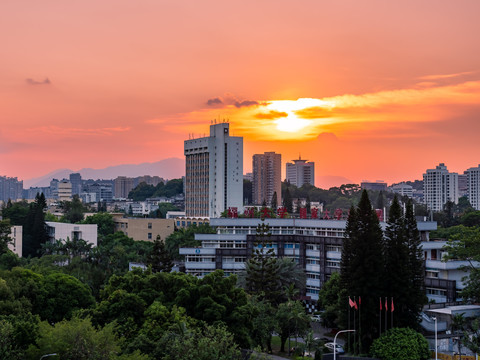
294 106 332 119
234 100 259 108
206 97 223 106
26 78 51 85
254 110 288 120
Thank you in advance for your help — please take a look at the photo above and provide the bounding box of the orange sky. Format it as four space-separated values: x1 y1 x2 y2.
1 0 480 188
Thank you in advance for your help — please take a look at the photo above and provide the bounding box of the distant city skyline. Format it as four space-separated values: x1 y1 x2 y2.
2 1 480 187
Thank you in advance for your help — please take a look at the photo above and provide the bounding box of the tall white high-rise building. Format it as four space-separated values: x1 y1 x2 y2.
466 164 480 210
286 157 315 187
423 163 459 212
184 122 243 218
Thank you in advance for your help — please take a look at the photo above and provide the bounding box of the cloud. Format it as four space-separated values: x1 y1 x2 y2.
419 71 474 81
206 97 223 106
234 100 259 108
295 106 333 119
254 110 288 120
26 78 51 85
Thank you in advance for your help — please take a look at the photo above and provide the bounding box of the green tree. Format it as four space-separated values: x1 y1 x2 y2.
26 317 148 360
271 191 278 210
370 327 430 360
61 194 87 223
159 323 242 360
147 236 173 273
317 272 342 328
82 212 115 239
244 222 281 304
275 300 310 353
23 193 49 258
244 179 253 205
442 226 480 302
340 190 384 352
283 187 293 213
164 224 215 260
0 319 23 360
0 220 12 254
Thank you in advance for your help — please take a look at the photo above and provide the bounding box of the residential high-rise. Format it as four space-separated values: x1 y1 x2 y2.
0 176 23 201
57 179 72 201
184 122 243 218
252 152 282 207
114 176 135 199
286 157 315 187
423 163 459 212
466 164 480 210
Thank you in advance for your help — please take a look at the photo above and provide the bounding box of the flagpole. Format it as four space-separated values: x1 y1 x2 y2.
353 296 356 355
359 296 362 355
384 297 387 331
391 297 393 328
348 296 351 354
379 297 382 336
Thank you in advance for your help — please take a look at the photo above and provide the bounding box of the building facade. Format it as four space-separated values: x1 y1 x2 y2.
184 122 243 218
113 217 175 242
423 163 459 212
45 221 98 247
57 180 72 201
286 157 314 187
0 176 23 202
361 181 387 192
466 164 480 210
114 176 135 199
8 225 22 257
180 218 440 301
252 152 282 207
390 183 414 198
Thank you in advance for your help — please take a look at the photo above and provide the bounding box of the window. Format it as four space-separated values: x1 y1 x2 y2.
148 222 152 229
148 233 152 240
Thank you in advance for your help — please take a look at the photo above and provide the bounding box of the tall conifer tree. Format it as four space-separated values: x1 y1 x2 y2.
340 190 384 352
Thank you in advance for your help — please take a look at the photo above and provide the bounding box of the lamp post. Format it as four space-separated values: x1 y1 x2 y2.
432 316 438 360
40 354 57 360
333 329 355 360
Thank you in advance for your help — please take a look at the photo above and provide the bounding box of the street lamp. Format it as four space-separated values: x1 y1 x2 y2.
333 329 355 360
432 317 438 360
40 354 57 360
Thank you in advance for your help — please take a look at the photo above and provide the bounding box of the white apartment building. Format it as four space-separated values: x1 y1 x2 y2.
423 163 459 212
184 122 243 218
286 157 315 187
45 221 98 247
466 164 480 210
180 217 438 302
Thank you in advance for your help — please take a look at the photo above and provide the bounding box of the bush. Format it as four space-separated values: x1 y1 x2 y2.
370 327 430 360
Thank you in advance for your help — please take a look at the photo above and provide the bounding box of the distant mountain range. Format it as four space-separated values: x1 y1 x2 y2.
24 158 185 188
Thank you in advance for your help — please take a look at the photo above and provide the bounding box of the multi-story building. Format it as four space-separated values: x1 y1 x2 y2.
114 176 135 199
423 163 459 212
180 217 438 301
57 180 72 201
361 181 387 192
458 173 468 198
113 217 175 242
252 152 282 207
0 176 23 201
134 175 165 187
45 221 98 247
69 173 82 196
466 164 480 210
184 122 243 218
390 183 413 198
8 225 22 257
286 157 314 187
84 182 113 203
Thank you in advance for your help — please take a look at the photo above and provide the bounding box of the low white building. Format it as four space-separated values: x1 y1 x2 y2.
45 221 98 247
8 225 22 257
390 183 414 198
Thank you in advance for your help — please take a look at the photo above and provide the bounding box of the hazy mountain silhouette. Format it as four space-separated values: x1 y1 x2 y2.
316 175 353 189
24 158 185 188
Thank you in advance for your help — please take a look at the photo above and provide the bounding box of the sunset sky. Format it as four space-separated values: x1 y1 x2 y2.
2 0 480 188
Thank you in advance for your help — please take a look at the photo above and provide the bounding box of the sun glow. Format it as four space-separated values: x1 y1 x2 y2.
265 98 336 133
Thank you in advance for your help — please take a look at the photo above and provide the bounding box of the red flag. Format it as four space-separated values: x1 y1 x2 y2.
359 296 361 306
354 300 358 310
349 297 355 308
391 298 394 312
385 298 388 311
379 297 382 310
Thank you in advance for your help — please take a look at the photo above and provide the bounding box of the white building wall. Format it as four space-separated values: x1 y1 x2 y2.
466 164 480 210
8 225 22 257
45 221 97 247
423 163 459 212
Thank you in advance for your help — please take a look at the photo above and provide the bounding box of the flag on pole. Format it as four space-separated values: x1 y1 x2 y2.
354 300 358 310
385 297 388 311
359 296 361 305
379 297 382 310
391 298 394 312
349 297 355 308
